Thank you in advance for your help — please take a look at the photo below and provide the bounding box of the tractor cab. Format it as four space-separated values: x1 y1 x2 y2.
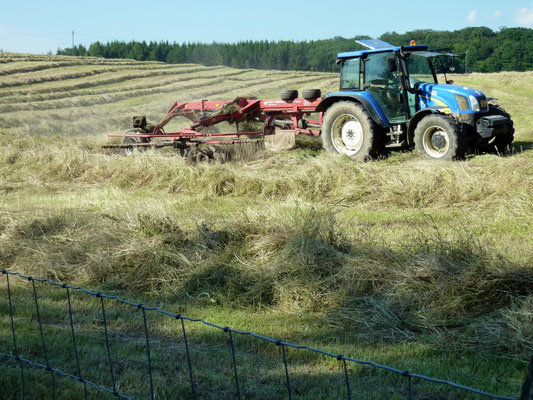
337 40 458 123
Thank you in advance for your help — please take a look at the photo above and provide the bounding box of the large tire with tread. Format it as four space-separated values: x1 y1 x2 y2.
302 89 321 99
280 90 298 101
414 114 466 160
321 101 385 161
122 129 149 156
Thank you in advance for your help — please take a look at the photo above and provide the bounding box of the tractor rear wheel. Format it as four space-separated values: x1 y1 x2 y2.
414 114 466 160
321 101 385 161
122 129 149 156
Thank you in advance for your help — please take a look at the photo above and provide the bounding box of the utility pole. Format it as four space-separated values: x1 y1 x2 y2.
72 31 75 56
465 51 469 74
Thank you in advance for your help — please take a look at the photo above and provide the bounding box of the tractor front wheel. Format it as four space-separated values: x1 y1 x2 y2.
321 101 385 161
414 114 466 160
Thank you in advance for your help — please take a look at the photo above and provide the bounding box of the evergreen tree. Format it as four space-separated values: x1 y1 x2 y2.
57 27 533 73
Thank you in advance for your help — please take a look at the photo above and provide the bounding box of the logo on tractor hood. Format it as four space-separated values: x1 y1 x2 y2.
418 83 486 98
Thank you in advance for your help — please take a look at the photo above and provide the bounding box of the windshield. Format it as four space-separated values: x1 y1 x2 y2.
407 53 455 85
433 55 455 83
407 54 436 84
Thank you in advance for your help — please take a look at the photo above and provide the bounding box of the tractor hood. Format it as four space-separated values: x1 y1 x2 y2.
416 82 488 114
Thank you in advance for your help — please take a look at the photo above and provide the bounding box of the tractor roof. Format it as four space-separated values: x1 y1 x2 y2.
337 39 429 59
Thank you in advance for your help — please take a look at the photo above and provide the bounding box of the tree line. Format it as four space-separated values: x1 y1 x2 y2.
58 27 533 73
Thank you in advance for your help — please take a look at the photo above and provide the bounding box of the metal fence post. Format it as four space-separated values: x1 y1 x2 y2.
140 306 155 400
225 328 241 400
65 286 87 399
32 279 56 399
99 294 117 396
5 272 25 399
277 341 292 400
178 316 196 400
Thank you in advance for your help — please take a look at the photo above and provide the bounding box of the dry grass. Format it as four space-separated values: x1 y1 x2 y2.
1 201 531 345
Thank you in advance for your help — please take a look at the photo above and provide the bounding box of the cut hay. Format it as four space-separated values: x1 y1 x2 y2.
265 130 296 151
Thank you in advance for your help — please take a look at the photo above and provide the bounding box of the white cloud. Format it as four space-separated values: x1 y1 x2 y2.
491 10 502 18
466 10 478 23
515 5 533 27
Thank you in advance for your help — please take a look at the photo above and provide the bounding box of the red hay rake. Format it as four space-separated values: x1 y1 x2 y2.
103 90 323 162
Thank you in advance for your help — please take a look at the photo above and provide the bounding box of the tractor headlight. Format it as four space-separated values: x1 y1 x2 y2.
455 94 470 111
469 95 480 112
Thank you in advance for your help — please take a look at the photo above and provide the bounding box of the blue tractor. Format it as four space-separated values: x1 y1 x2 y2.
317 39 514 160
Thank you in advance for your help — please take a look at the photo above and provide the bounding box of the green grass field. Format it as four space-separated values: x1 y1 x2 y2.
0 52 532 399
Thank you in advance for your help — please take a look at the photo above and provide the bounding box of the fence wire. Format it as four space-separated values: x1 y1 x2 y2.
0 269 518 400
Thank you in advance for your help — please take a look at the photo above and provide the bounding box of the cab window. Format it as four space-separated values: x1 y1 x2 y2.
364 52 400 87
340 58 360 90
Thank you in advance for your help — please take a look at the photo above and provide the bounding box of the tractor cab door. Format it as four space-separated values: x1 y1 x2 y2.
363 52 405 123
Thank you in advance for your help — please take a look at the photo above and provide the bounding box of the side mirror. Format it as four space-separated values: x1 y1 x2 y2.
446 80 454 84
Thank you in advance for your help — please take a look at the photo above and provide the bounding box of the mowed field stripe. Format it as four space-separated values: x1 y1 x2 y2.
0 63 332 113
0 69 256 104
0 76 324 113
0 52 162 65
0 71 272 112
0 60 188 76
0 63 224 87
0 65 229 95
0 64 229 89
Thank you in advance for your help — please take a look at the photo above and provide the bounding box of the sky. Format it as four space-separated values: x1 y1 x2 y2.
1 0 533 54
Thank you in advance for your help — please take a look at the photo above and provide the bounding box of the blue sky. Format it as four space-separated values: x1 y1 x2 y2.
1 0 533 54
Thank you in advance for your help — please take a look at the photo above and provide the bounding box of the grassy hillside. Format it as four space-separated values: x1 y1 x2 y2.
0 52 532 398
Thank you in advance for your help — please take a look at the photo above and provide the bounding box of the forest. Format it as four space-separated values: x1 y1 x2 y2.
57 27 533 73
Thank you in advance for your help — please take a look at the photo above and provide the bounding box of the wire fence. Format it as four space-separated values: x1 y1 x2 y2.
0 269 519 400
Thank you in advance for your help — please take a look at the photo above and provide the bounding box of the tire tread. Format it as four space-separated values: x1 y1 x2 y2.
414 114 466 160
321 101 385 160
